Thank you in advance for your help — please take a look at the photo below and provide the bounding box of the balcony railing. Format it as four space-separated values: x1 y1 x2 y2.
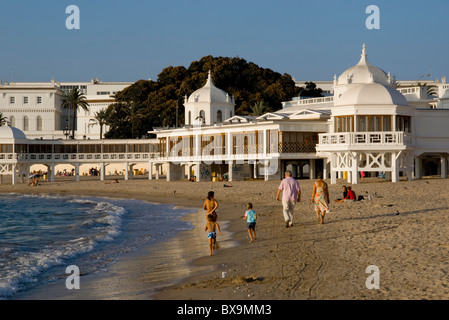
318 131 414 147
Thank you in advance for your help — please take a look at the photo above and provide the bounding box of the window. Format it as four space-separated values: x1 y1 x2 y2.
396 116 411 133
335 116 354 133
10 97 15 104
188 111 191 125
217 110 222 122
37 97 42 104
199 110 205 124
9 116 15 127
24 97 29 104
37 116 43 131
358 115 392 132
23 116 29 131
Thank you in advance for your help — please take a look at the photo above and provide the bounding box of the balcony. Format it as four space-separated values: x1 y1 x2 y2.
318 131 415 150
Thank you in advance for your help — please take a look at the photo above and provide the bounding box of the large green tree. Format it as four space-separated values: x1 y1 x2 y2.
104 56 301 138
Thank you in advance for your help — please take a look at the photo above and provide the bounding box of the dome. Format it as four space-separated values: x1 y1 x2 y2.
337 44 392 86
187 71 231 104
0 124 27 140
336 83 409 106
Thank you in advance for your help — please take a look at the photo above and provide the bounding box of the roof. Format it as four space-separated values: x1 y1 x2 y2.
337 44 392 86
187 71 234 104
0 124 28 140
336 83 409 106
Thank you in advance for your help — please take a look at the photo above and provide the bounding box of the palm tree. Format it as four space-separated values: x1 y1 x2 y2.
88 108 108 139
62 88 89 139
125 101 145 139
250 101 273 116
0 113 8 127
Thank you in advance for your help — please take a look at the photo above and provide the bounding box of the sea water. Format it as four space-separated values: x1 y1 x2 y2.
0 193 195 299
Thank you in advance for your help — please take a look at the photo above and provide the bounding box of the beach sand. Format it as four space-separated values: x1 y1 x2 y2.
3 176 449 300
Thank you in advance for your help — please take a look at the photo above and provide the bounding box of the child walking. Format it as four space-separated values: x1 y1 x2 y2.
204 213 221 256
243 203 257 243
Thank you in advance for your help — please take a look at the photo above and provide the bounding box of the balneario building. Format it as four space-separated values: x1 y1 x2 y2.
2 45 449 185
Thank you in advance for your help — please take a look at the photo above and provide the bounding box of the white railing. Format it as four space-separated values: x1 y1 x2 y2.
319 131 414 147
0 153 157 164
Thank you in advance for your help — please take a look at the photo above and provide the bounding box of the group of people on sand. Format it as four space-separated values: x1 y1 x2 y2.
202 170 362 256
203 190 257 256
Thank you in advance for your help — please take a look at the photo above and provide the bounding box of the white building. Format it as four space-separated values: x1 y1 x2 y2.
3 44 449 185
149 44 449 184
0 78 133 140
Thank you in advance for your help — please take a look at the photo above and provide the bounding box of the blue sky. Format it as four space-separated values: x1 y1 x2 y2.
1 0 448 83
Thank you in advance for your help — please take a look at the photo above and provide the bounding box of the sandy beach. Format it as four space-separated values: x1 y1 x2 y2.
3 176 449 300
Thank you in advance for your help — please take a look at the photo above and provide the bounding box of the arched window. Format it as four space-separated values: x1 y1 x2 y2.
23 116 29 131
217 110 222 123
36 116 43 131
199 110 205 124
188 111 191 125
9 116 15 127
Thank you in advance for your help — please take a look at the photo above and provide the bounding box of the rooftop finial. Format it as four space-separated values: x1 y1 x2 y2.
362 43 367 57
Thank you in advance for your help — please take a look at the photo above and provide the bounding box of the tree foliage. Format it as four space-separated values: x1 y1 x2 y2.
105 56 301 138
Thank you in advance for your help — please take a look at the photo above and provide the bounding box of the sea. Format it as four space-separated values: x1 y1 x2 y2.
0 193 197 299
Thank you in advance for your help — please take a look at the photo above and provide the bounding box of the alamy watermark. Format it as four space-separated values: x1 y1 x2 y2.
65 265 80 290
365 265 380 290
66 5 80 30
366 5 380 30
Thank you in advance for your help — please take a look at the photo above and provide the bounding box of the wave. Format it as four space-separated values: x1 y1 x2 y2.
0 197 126 298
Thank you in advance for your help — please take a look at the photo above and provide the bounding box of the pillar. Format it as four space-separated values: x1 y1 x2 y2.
392 154 399 183
74 164 80 182
100 163 105 181
11 164 17 185
310 159 316 180
414 157 422 180
148 162 153 180
441 155 447 179
167 162 183 181
351 152 359 185
124 163 129 181
331 169 337 185
228 161 244 181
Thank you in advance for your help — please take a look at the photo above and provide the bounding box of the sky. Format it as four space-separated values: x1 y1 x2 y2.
1 0 448 83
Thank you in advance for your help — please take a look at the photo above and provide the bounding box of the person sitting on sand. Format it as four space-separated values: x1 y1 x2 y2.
336 185 348 201
28 178 39 187
204 214 221 256
203 191 218 222
336 186 356 203
243 203 257 243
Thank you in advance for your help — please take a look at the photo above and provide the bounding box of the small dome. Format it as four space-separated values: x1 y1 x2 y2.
336 83 408 106
187 71 231 104
0 124 27 140
338 44 391 86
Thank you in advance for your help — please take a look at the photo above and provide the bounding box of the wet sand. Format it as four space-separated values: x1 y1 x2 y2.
3 176 449 300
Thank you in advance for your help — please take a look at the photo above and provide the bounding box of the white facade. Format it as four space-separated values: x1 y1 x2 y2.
0 79 133 140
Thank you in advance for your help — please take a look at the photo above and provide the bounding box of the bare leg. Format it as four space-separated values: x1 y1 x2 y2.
320 211 325 224
208 239 213 256
248 229 253 243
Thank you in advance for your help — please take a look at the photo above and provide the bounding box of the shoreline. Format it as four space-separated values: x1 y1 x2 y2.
3 177 449 299
3 180 242 300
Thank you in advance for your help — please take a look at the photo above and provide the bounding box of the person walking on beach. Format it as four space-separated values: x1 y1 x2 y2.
276 170 301 228
205 214 221 256
243 203 257 243
203 191 218 222
311 174 330 224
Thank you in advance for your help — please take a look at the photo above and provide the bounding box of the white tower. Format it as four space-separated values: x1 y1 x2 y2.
184 71 235 126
